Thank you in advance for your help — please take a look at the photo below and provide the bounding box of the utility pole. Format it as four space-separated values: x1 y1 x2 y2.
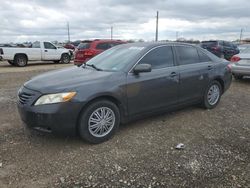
111 26 113 40
67 22 70 43
239 28 243 44
155 11 159 42
176 31 179 41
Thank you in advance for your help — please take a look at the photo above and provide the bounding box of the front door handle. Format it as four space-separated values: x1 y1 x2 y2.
208 65 213 70
44 50 48 52
170 72 177 77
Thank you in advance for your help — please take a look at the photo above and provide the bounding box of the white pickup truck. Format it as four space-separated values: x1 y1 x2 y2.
0 41 71 67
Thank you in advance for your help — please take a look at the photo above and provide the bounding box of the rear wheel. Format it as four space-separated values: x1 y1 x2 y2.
14 55 27 67
78 100 120 144
234 75 243 80
202 80 222 109
61 54 70 64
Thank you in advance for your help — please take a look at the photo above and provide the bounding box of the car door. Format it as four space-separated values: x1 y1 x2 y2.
42 42 59 60
126 45 179 116
29 41 42 60
175 45 211 103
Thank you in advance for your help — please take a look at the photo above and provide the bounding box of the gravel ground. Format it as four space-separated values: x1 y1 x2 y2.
0 61 249 188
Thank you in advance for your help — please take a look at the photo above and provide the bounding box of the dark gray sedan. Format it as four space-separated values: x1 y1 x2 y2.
17 42 232 143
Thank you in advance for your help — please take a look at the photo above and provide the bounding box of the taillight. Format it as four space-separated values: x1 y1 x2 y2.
84 50 93 56
230 56 241 62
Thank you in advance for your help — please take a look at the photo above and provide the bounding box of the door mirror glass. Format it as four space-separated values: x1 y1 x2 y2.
133 64 152 74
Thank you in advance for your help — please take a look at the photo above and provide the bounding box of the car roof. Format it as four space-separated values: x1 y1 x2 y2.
118 42 197 49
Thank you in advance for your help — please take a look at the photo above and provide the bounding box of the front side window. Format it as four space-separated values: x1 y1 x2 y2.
32 42 40 48
176 46 199 65
139 46 174 69
44 42 56 49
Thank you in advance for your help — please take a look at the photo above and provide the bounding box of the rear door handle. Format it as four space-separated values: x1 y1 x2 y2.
44 50 48 52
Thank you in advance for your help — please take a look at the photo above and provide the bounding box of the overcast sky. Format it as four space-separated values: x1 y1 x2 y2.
0 0 250 43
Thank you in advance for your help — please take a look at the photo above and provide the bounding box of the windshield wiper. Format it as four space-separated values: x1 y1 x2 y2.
84 63 102 71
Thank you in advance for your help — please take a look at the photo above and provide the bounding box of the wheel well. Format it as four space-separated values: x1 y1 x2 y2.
14 53 28 61
75 96 122 135
214 78 224 93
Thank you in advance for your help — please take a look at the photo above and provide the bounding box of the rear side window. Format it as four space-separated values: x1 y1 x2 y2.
139 46 174 69
32 42 40 48
197 49 211 62
77 43 90 50
176 46 199 65
44 42 56 49
96 43 111 50
110 42 123 47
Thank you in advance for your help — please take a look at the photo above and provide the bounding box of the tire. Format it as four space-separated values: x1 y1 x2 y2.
8 60 15 66
234 75 243 80
14 55 27 67
202 80 222 109
53 60 60 64
78 100 120 144
60 53 70 64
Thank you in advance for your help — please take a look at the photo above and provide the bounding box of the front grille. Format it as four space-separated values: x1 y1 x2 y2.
18 92 34 105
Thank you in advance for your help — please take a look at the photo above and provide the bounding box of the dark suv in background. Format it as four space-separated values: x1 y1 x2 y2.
201 40 239 60
74 39 125 66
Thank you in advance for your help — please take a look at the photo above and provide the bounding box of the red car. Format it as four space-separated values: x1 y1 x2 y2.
74 39 125 66
64 43 75 50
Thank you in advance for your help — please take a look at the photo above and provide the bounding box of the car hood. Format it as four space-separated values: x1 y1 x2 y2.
24 66 116 93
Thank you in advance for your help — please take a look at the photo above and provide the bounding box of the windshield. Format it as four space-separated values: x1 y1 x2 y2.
77 42 90 49
84 45 144 71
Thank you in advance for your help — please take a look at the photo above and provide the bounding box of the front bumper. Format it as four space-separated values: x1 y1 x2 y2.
17 87 84 135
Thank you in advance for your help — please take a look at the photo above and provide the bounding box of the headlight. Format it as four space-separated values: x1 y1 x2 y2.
34 92 76 106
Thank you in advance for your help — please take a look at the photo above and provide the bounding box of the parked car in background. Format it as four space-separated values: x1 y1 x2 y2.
74 39 125 66
0 41 71 67
17 42 232 143
238 44 250 52
201 40 239 60
230 47 250 79
64 43 75 51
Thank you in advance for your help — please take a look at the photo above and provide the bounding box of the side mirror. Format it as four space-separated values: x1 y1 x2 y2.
133 64 152 74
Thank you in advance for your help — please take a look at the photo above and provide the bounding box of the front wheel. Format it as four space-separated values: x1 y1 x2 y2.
60 54 70 64
78 100 120 144
202 81 222 109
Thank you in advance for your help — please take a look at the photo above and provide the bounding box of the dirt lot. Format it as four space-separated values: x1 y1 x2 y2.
0 61 249 188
